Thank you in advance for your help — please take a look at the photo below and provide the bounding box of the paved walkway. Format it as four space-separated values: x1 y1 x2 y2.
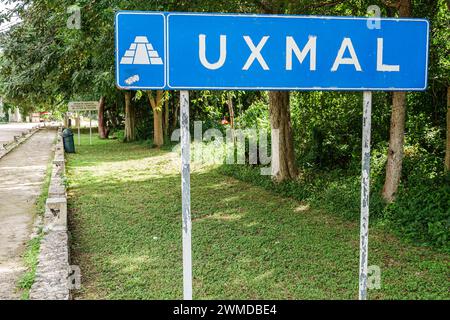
0 129 55 299
0 123 41 147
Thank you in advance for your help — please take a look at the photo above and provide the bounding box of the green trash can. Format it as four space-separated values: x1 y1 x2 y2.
62 128 75 153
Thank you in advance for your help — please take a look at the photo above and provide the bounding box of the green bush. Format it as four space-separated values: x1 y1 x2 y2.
385 174 449 250
219 145 449 251
113 129 125 142
383 147 450 251
235 100 270 130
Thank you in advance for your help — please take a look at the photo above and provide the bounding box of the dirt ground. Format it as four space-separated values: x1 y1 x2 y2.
0 129 55 299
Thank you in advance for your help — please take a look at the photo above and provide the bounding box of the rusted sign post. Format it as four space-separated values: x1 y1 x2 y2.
359 91 372 300
180 90 192 300
78 113 81 146
89 110 92 145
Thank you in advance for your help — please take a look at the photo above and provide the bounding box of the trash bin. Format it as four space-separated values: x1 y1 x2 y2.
62 128 75 153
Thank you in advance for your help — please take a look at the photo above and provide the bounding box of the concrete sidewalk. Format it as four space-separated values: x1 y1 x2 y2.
0 128 55 299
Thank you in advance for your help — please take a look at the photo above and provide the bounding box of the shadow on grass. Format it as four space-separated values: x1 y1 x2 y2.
68 171 449 300
67 134 449 300
66 136 169 167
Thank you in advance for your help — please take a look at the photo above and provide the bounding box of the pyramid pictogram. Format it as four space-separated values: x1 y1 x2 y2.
120 36 163 65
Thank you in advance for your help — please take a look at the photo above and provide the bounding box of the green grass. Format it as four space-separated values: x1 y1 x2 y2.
219 148 449 251
17 233 43 300
67 134 449 300
17 154 54 299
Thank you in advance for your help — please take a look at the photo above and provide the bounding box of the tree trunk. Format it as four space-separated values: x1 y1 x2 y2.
257 2 297 181
227 93 235 130
172 94 179 132
382 92 406 202
398 0 411 16
269 91 298 181
98 96 108 139
445 87 450 172
124 91 136 142
110 101 120 128
153 109 163 147
382 0 411 202
164 91 169 140
227 93 235 141
147 90 164 147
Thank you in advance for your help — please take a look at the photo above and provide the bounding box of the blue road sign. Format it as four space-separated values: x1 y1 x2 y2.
115 12 429 91
115 12 166 89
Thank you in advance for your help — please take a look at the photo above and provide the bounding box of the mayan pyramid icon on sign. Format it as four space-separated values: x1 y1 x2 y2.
120 36 163 65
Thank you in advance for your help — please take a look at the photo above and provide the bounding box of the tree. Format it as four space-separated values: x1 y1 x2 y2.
269 91 298 180
124 91 136 142
381 0 411 202
257 1 299 181
383 91 407 202
446 87 450 171
98 96 109 138
245 0 365 181
164 92 170 140
0 1 64 113
431 0 450 171
172 93 179 133
227 92 235 131
147 90 165 147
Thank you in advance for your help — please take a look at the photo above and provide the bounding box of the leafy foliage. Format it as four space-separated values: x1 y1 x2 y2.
0 0 448 249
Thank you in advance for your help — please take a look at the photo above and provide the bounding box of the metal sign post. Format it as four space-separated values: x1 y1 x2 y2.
180 90 192 300
78 113 81 146
359 91 372 300
89 110 92 145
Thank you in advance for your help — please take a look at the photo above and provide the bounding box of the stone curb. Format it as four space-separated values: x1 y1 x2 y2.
30 127 72 300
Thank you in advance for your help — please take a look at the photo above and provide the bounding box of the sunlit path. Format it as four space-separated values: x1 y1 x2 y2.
0 129 55 299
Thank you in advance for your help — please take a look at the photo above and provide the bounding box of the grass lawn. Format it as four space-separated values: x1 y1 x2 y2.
67 134 449 300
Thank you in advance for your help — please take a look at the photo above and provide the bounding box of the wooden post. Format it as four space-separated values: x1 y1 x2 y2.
359 91 372 300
